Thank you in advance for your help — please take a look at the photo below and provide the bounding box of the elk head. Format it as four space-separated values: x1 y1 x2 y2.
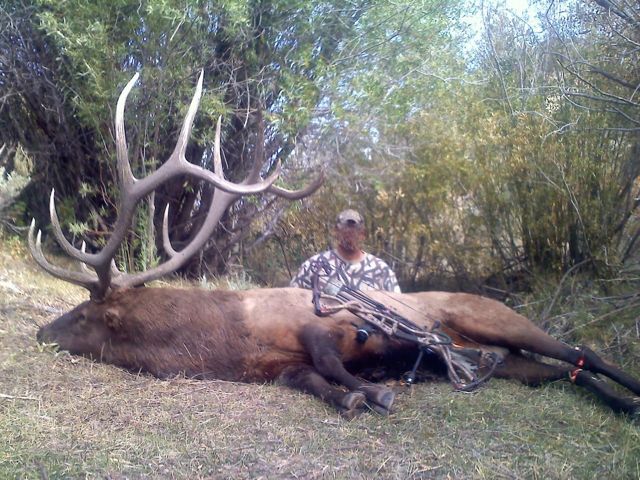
32 70 323 355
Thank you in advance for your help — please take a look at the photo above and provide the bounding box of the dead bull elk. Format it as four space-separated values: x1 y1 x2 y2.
32 72 640 419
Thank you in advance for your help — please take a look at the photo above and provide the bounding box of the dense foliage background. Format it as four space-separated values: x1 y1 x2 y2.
1 0 639 303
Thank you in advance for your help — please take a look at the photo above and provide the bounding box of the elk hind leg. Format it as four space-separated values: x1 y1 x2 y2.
495 352 568 386
524 336 640 396
572 369 640 415
483 319 640 396
498 353 640 415
574 346 640 397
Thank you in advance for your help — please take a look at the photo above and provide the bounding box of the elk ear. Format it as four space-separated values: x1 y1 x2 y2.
104 308 122 330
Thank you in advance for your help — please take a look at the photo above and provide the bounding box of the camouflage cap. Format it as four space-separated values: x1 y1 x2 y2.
335 209 364 229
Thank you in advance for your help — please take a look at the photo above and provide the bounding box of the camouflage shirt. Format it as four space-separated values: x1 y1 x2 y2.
290 249 401 293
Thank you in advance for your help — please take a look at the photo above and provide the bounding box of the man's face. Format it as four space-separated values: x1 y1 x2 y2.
335 225 365 253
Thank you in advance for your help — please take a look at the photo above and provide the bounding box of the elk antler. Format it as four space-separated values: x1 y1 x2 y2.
29 70 323 300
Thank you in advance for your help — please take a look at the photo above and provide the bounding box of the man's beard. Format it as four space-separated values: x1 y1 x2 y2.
338 231 362 253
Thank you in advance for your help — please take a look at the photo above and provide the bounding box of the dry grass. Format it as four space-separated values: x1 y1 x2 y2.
1 235 639 479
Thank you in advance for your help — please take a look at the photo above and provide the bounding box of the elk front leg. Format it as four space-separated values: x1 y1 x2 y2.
298 323 395 414
277 364 367 419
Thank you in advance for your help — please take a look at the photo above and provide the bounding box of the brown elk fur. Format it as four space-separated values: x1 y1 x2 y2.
38 286 640 418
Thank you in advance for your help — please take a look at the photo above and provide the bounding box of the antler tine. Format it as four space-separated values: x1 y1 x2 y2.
79 241 120 277
48 189 95 264
161 71 281 196
161 204 178 258
239 107 324 199
266 171 325 200
44 191 115 298
161 104 282 194
112 71 281 201
28 219 99 290
115 72 140 189
169 69 204 168
79 241 92 274
212 116 224 178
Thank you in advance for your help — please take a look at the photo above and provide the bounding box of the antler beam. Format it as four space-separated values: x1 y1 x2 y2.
29 71 323 300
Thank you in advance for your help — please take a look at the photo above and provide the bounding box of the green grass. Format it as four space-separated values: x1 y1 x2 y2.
1 236 639 479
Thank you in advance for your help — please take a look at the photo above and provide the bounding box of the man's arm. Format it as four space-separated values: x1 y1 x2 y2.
385 268 401 293
289 254 322 289
368 255 401 293
289 261 310 288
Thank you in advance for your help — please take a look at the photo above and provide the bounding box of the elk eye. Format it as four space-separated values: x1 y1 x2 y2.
76 314 87 326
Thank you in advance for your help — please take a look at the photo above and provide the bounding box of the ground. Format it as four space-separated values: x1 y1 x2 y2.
1 235 639 479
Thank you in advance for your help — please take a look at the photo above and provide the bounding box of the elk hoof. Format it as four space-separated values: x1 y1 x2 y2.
340 391 366 411
357 384 395 411
366 401 391 416
377 390 395 410
339 406 365 420
624 397 640 419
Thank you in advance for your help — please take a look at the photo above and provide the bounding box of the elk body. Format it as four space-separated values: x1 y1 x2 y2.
32 72 640 419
